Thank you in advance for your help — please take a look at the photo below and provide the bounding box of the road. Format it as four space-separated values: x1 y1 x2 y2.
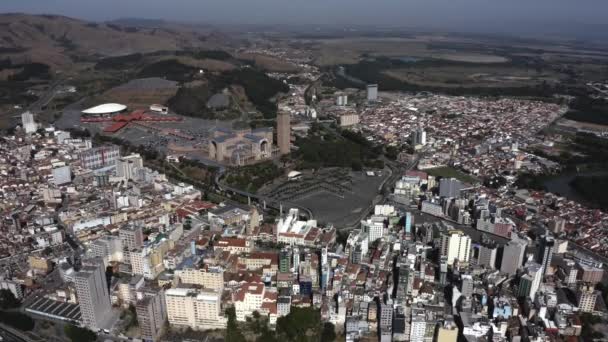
214 167 315 219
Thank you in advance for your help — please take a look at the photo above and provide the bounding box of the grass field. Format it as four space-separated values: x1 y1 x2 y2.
425 166 479 184
384 65 563 88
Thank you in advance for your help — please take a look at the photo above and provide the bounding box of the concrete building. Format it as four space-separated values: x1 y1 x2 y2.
440 230 471 265
175 266 224 291
21 111 37 134
52 165 72 185
208 127 275 165
517 263 542 301
136 290 167 342
367 84 378 102
120 225 144 250
165 288 225 330
410 128 427 146
74 259 112 331
410 308 426 342
89 236 124 265
501 238 527 276
439 178 464 198
0 279 23 299
536 234 555 276
79 145 120 170
116 154 143 181
339 114 360 127
277 112 291 155
461 274 474 298
577 284 599 313
437 319 459 342
361 216 385 243
336 94 348 106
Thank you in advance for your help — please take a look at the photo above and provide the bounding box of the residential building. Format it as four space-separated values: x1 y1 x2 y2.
74 259 112 331
440 230 471 265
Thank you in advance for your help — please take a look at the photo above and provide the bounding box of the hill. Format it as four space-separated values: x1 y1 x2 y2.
0 13 219 69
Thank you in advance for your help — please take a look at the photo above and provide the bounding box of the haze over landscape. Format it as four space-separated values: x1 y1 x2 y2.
2 1 608 342
2 0 608 40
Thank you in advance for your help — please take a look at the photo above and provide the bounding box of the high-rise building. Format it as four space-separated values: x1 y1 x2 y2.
473 243 497 269
89 236 124 265
410 128 427 146
120 225 144 250
536 234 555 276
409 308 427 342
440 230 471 266
379 303 392 332
501 238 527 276
404 212 413 239
277 112 291 155
517 263 542 300
367 84 378 102
279 249 291 273
461 274 474 298
577 284 599 313
165 288 225 330
74 259 112 331
116 154 143 181
79 145 120 170
439 178 464 198
136 290 167 342
21 111 37 134
361 216 385 243
549 217 566 234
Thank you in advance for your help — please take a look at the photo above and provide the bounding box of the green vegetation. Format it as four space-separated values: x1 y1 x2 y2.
224 161 282 193
276 306 325 341
218 68 289 118
580 313 605 341
95 53 144 70
425 166 479 184
4 62 52 81
564 96 608 125
570 175 608 209
191 50 233 61
137 59 197 82
333 57 560 98
64 324 97 342
0 289 20 309
225 307 246 342
295 125 384 170
514 172 548 191
0 311 35 331
167 82 216 118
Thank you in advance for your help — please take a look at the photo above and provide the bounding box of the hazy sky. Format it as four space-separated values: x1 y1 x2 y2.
2 0 607 36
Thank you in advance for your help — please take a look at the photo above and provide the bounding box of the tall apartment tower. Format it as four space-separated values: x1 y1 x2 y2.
21 111 37 134
277 112 291 155
367 84 378 102
136 290 167 342
120 225 145 250
440 230 471 266
536 234 555 276
74 259 112 331
500 238 527 276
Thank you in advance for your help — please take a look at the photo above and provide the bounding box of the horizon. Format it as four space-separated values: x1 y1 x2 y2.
1 0 608 41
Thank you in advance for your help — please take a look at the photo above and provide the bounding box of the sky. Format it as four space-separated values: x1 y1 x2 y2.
1 0 607 38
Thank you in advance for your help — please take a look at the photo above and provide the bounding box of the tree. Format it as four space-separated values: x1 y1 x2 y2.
225 307 246 342
64 324 97 342
321 322 337 342
0 289 20 309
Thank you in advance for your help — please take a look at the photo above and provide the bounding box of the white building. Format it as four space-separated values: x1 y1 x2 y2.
165 288 225 330
116 154 144 181
361 216 385 243
440 230 471 265
21 111 37 134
